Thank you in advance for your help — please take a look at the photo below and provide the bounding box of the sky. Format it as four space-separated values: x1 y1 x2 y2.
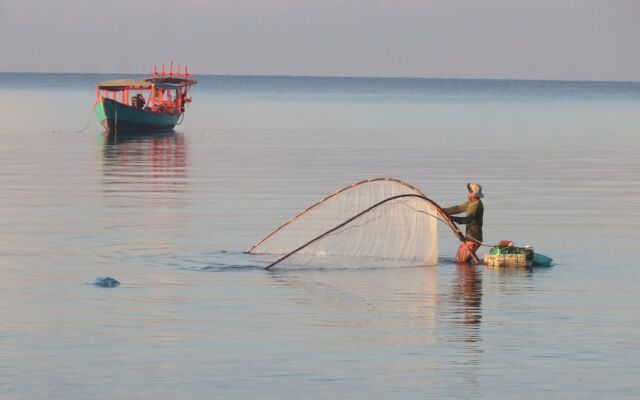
1 0 639 81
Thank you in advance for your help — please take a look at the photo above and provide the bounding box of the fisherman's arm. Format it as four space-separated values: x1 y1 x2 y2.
443 201 468 216
451 215 470 224
450 202 478 225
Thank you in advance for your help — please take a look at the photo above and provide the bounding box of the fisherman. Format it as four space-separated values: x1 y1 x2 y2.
444 183 484 263
132 93 146 109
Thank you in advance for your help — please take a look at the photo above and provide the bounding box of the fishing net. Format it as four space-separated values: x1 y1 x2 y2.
249 178 455 268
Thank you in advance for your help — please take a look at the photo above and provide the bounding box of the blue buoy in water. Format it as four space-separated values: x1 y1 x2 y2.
89 277 120 288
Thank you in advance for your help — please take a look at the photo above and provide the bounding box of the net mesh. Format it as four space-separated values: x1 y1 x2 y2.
249 179 444 267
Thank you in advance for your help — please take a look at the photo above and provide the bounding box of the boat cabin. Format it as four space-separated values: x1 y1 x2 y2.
93 64 197 132
94 64 196 116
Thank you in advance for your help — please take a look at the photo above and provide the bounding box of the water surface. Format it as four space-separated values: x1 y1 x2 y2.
1 74 639 399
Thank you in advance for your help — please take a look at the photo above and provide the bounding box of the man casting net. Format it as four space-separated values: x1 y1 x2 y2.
248 178 471 269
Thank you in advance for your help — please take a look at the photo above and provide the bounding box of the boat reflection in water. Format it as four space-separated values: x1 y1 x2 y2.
96 130 190 255
97 130 189 220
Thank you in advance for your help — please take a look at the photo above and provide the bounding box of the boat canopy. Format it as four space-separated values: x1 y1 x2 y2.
96 79 152 91
147 78 197 89
152 82 191 90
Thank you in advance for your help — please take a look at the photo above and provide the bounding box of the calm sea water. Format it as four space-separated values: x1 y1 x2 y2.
1 73 639 399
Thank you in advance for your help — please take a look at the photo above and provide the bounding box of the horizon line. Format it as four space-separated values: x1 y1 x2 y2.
0 70 639 85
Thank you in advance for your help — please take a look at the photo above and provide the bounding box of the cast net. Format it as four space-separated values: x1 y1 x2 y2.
248 178 457 269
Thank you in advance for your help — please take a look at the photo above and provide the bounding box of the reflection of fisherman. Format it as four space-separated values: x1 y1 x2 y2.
444 183 484 263
456 264 482 326
131 93 146 109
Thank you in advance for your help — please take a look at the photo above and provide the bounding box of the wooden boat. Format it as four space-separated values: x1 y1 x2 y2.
94 64 196 133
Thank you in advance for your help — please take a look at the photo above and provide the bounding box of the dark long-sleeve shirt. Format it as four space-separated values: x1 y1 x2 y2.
444 200 484 242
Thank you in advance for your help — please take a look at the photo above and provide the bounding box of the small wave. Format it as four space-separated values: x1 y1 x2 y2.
141 250 268 272
144 250 463 273
201 264 265 272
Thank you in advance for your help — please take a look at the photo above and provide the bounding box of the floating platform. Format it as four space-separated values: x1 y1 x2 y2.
483 241 553 268
484 253 529 267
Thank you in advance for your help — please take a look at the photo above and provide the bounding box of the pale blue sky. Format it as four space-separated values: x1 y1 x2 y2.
1 0 638 80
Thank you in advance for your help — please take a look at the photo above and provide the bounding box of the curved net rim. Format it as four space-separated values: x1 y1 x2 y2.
247 177 427 254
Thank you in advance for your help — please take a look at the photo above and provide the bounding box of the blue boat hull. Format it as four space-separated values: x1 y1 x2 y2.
94 98 181 133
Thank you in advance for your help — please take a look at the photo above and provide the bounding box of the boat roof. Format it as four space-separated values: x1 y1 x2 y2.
151 82 192 90
96 77 197 91
147 77 197 89
96 79 152 90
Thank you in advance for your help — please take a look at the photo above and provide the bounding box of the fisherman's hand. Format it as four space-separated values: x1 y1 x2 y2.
451 216 463 224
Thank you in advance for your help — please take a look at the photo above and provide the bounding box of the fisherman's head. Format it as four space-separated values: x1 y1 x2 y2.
467 182 484 201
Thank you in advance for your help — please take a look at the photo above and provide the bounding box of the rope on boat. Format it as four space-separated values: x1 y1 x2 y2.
74 109 94 133
50 108 94 134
